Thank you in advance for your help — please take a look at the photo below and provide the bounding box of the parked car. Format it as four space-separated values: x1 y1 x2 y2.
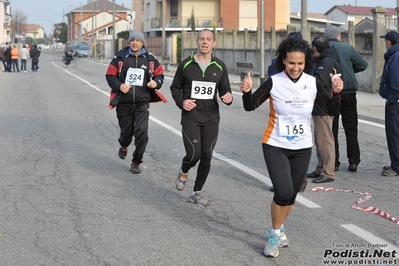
76 45 92 58
71 45 81 57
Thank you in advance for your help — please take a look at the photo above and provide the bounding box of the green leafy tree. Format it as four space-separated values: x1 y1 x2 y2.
25 36 34 45
35 38 46 44
53 22 68 43
117 30 130 39
176 33 181 63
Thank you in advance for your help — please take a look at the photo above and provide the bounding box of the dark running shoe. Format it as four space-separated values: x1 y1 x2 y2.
348 164 357 172
119 147 128 160
382 168 399 177
383 165 391 171
130 163 141 174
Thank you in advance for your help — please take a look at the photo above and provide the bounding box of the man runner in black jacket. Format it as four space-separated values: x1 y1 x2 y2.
170 29 233 206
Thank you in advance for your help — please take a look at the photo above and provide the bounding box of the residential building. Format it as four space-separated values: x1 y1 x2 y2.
0 0 11 44
135 0 290 37
290 12 344 32
324 5 397 30
65 0 130 43
24 24 45 40
354 17 374 33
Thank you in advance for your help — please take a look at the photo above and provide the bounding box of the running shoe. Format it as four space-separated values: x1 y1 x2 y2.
119 147 128 160
382 168 399 177
130 163 141 174
383 165 391 171
278 227 289 247
264 229 280 257
189 192 209 206
175 169 188 191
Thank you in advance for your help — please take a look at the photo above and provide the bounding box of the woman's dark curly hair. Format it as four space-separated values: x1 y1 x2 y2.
275 38 314 74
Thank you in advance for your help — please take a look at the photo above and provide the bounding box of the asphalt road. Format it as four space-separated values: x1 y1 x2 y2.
0 50 397 266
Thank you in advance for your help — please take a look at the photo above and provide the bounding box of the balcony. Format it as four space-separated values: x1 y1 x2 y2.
4 14 11 25
151 17 223 29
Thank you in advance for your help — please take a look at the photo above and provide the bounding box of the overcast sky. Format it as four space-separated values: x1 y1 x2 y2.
9 0 398 35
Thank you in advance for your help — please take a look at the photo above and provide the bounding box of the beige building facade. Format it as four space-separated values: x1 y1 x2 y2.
0 0 11 44
133 0 290 35
24 24 45 40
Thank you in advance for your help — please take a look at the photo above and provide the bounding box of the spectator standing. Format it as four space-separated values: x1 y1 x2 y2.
10 44 19 72
324 25 368 172
379 31 399 177
20 44 30 72
240 37 343 257
4 44 11 72
28 45 33 71
0 45 6 71
170 29 233 206
29 45 40 72
105 30 165 174
307 37 343 183
37 46 41 71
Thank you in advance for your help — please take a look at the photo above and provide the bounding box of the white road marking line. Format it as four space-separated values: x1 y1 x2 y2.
359 119 385 129
341 224 399 251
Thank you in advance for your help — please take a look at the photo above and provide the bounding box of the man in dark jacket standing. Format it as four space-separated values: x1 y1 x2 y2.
307 36 343 183
324 25 368 172
105 30 165 174
379 31 399 177
29 45 40 72
4 43 12 72
0 45 6 71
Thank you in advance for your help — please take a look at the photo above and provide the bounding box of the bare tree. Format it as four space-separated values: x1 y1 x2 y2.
10 10 28 38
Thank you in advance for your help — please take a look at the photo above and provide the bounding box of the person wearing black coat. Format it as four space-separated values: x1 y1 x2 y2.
306 36 343 184
324 25 368 172
29 45 40 72
4 44 12 72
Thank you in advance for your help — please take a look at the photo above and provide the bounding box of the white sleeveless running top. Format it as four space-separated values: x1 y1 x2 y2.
263 72 317 149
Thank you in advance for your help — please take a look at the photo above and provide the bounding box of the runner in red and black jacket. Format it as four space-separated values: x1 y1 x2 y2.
105 30 166 174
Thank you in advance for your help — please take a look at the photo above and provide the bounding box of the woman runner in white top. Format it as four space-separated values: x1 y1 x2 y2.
240 37 343 258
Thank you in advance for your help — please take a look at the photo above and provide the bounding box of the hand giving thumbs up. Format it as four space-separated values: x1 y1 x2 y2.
240 72 253 93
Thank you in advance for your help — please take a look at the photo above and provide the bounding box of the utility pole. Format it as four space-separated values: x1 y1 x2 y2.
260 0 265 83
134 0 136 29
301 0 308 41
69 14 72 41
397 0 399 31
79 4 83 43
112 0 115 55
162 0 166 57
94 3 97 57
92 2 94 45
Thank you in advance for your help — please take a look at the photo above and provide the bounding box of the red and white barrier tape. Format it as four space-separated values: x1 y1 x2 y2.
311 187 399 225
